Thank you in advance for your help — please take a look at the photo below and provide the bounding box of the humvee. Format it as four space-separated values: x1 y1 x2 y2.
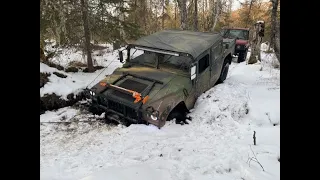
221 27 250 63
88 30 234 128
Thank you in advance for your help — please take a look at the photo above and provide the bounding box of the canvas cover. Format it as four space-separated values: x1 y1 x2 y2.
130 30 222 59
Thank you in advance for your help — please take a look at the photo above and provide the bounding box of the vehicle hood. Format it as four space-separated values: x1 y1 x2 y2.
236 39 248 45
91 66 190 104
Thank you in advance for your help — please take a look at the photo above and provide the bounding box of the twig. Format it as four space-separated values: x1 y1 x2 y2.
247 145 265 171
40 120 103 125
265 112 272 124
253 131 256 145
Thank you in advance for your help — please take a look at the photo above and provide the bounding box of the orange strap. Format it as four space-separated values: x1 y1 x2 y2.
100 82 149 104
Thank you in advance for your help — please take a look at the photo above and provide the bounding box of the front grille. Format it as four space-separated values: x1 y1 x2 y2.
108 100 141 120
236 45 245 50
112 79 148 101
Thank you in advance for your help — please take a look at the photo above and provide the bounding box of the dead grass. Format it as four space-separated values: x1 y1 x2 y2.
68 61 87 68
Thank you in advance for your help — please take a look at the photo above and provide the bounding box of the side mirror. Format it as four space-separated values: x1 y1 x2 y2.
118 51 124 63
190 65 196 80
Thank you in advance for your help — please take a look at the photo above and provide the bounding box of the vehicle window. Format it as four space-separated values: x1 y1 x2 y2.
160 55 192 72
198 54 209 74
129 48 192 72
130 52 157 67
225 29 249 40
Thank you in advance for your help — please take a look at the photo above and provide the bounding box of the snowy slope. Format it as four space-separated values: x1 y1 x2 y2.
40 44 280 180
40 46 123 99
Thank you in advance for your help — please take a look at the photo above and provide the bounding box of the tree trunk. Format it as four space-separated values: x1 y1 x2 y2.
155 4 158 31
248 23 263 64
205 0 208 30
174 0 177 28
212 0 221 31
162 0 165 29
194 0 198 31
80 0 94 72
134 0 137 24
271 0 280 62
143 0 147 34
245 0 254 28
274 21 280 62
177 0 187 30
202 0 205 30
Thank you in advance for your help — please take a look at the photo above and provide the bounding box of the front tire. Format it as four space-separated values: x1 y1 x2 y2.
237 50 247 63
88 104 104 115
167 110 187 125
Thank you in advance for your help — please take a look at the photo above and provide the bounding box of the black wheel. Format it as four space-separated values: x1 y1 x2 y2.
217 61 230 84
167 110 188 125
88 104 104 115
237 50 247 63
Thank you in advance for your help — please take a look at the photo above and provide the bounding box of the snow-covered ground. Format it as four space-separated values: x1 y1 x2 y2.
40 44 123 99
40 44 280 180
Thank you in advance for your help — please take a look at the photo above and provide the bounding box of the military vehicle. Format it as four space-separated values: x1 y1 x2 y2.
88 30 234 128
221 27 250 63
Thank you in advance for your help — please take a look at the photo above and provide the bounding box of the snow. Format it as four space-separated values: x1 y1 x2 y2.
40 107 80 123
40 46 123 99
40 44 146 99
40 43 280 180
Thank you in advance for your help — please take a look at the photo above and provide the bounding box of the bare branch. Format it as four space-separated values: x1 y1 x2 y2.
253 131 256 145
247 145 265 171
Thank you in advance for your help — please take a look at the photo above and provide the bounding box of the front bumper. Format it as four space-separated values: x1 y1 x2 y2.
235 44 247 54
91 96 144 123
90 95 162 127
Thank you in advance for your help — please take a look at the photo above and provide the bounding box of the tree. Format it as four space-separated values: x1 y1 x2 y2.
177 0 188 30
270 0 280 62
212 0 222 31
80 0 94 72
194 0 198 31
245 0 254 28
248 21 264 64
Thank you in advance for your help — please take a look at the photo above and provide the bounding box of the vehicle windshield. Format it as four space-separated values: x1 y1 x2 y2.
224 29 249 40
128 48 192 73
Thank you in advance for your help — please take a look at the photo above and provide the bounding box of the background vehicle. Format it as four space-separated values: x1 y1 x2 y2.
221 27 250 63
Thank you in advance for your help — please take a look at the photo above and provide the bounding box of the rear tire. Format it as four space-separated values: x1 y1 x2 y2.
237 50 247 63
217 61 230 84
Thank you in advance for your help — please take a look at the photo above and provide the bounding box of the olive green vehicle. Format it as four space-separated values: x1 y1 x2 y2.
88 30 233 128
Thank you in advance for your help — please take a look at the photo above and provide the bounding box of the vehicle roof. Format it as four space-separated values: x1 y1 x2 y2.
224 27 250 30
130 30 222 59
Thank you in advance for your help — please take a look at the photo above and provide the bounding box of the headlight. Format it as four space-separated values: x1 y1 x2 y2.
146 106 159 121
90 91 95 96
150 114 158 121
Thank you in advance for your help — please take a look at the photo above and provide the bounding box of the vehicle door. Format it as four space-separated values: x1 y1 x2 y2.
195 51 211 96
210 41 224 85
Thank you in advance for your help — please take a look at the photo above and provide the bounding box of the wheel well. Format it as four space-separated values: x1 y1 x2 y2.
225 54 232 64
166 101 189 121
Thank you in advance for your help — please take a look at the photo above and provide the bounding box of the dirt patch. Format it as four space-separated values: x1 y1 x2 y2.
40 91 88 114
65 66 79 72
40 72 51 88
68 61 87 68
94 65 104 70
83 66 104 73
53 72 67 78
43 61 64 71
